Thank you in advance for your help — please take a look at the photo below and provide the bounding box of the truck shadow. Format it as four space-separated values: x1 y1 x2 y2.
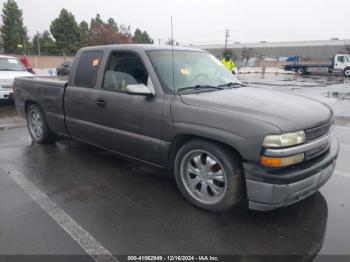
18 138 328 260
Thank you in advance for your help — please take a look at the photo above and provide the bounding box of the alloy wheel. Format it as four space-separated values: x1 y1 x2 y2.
28 110 44 140
180 150 227 205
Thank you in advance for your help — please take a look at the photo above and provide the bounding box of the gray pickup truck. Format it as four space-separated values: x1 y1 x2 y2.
14 45 339 212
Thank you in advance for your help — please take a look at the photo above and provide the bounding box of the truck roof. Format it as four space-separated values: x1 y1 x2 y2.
79 44 205 53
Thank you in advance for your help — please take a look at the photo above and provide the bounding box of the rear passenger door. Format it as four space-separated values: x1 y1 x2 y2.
65 50 103 144
93 51 163 165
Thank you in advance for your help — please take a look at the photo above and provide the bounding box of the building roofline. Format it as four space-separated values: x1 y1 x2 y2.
194 39 350 49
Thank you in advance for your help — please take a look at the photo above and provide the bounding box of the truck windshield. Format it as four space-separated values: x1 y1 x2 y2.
147 50 241 93
0 57 25 71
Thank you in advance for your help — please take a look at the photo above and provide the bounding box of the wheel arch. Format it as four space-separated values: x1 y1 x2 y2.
25 100 53 132
167 134 244 171
25 100 42 115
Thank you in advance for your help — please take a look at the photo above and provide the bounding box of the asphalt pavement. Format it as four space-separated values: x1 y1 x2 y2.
0 74 349 262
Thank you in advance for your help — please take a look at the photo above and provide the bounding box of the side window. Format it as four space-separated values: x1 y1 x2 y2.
103 52 148 92
75 50 103 88
337 56 344 63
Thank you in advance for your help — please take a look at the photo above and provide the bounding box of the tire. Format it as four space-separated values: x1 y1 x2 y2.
343 67 350 77
174 139 244 212
297 67 306 75
27 104 56 144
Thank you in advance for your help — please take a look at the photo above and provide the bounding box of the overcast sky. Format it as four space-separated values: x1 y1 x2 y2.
2 0 349 45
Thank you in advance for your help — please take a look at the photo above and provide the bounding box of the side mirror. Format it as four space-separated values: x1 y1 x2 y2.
125 76 155 96
126 84 154 96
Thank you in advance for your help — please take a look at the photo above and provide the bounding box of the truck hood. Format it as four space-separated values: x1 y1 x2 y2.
180 87 332 132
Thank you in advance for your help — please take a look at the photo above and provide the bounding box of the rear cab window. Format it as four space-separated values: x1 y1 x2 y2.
74 50 103 88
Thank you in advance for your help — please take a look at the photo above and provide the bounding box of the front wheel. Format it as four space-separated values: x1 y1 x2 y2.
297 67 306 75
174 140 244 212
27 104 56 144
343 67 350 77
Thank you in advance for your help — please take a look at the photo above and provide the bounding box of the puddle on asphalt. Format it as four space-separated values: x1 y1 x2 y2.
239 73 350 88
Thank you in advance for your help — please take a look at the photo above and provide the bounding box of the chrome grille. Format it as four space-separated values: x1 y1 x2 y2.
305 142 330 160
305 121 332 142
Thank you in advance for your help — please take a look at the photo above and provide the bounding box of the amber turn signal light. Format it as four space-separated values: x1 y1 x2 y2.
261 153 305 168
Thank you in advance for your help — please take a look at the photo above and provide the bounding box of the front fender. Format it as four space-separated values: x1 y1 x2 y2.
168 97 281 162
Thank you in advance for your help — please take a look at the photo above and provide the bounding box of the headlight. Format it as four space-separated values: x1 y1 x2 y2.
263 131 305 148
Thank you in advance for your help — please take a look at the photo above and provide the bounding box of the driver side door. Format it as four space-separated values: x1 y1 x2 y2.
334 55 345 70
93 51 164 165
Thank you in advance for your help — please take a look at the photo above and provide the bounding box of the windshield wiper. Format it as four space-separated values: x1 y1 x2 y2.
177 85 225 94
218 82 245 88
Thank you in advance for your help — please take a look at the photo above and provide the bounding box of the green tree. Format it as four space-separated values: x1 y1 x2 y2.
90 13 104 28
32 31 58 55
50 9 82 55
0 0 28 54
107 18 118 32
133 28 154 44
79 21 89 46
134 29 143 43
142 31 153 44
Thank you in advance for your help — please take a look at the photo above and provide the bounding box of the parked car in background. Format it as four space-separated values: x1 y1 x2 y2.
56 61 73 76
0 55 33 101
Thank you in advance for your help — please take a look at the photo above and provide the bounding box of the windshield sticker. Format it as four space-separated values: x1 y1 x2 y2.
92 58 100 67
8 59 18 64
180 68 190 76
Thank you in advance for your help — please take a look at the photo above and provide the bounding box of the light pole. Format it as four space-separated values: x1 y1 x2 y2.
37 31 41 56
225 29 230 50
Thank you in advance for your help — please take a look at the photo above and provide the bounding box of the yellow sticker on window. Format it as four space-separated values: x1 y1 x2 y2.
180 68 190 76
92 58 100 67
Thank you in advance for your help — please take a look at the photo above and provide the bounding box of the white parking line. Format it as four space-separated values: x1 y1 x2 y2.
335 170 350 178
0 165 119 262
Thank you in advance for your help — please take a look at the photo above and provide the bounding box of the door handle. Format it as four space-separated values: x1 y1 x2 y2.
96 99 106 107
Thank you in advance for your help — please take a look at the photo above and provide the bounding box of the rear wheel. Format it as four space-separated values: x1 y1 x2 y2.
27 104 56 143
297 67 306 75
174 140 244 212
343 67 350 77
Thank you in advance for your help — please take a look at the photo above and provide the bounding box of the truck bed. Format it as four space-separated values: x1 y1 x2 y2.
288 63 332 67
14 76 68 135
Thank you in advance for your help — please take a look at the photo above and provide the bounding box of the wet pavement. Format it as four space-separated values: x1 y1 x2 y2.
0 74 350 261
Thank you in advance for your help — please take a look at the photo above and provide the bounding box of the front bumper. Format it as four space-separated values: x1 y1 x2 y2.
0 90 13 100
244 137 339 211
